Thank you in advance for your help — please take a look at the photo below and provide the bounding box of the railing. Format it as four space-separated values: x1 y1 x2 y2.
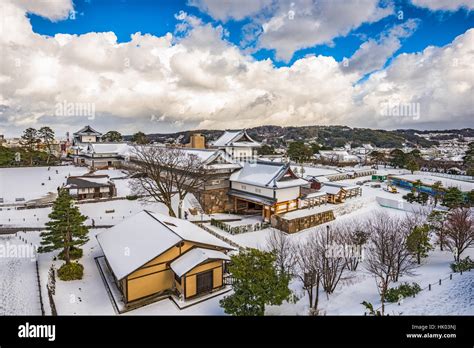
375 268 472 314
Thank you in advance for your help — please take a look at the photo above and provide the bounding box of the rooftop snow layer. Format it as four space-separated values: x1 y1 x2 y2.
96 210 233 280
170 248 230 277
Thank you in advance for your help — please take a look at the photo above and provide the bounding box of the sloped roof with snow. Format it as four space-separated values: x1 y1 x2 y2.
96 210 233 280
73 125 102 136
211 130 261 148
170 248 230 277
87 143 133 156
230 161 308 188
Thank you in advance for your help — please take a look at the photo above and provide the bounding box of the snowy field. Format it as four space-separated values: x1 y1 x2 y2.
0 165 473 316
0 165 131 205
0 235 42 315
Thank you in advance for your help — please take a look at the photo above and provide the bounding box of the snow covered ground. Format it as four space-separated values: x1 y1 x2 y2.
0 165 472 316
0 235 42 315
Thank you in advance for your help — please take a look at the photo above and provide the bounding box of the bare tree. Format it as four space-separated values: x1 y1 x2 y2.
445 208 474 262
339 219 369 272
126 145 206 218
266 228 296 276
292 238 321 313
318 225 348 296
364 213 417 315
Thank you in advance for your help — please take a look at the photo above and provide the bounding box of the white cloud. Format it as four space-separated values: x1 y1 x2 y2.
257 0 394 62
190 0 394 62
0 0 472 136
188 0 273 22
410 0 474 11
343 19 420 76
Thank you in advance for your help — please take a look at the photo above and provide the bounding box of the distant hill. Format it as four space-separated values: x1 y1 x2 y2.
124 126 474 149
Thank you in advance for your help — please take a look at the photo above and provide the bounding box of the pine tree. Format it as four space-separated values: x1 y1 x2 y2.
442 187 464 209
38 126 55 164
407 225 432 264
220 249 291 316
39 189 89 265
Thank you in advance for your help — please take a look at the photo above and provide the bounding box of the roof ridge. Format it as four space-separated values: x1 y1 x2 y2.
143 210 184 241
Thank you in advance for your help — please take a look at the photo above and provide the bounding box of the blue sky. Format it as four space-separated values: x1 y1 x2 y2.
29 0 474 67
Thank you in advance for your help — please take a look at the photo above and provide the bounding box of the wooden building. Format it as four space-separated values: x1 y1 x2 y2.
65 174 116 200
97 211 234 305
229 161 308 221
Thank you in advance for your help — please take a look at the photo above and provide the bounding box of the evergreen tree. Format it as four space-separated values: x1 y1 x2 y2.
39 189 89 266
258 144 276 156
430 181 444 207
132 131 149 144
102 130 122 142
20 127 38 165
38 126 55 164
407 225 432 264
406 158 420 174
220 249 291 316
442 187 465 209
287 141 313 163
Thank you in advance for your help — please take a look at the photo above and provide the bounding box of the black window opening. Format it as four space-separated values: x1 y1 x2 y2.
174 273 181 284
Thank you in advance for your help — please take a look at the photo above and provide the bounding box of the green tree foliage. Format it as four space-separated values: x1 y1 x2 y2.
406 157 420 174
389 149 406 168
442 187 465 209
39 190 89 272
132 131 149 144
407 225 433 264
287 141 313 163
102 130 123 142
430 181 444 207
310 142 321 154
369 150 386 168
257 144 276 156
428 210 448 251
20 127 39 165
463 142 474 176
220 249 291 316
38 126 55 164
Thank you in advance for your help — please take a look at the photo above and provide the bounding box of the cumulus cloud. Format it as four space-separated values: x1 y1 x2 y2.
0 0 472 136
191 0 394 62
188 0 273 22
354 28 474 128
343 19 420 76
410 0 474 11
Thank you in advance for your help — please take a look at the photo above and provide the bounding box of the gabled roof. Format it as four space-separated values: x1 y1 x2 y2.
73 125 102 136
85 143 133 156
65 175 112 188
230 161 308 188
171 248 230 277
96 210 233 280
211 130 261 148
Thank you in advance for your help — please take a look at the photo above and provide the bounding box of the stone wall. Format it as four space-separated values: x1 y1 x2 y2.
271 209 335 234
195 187 233 214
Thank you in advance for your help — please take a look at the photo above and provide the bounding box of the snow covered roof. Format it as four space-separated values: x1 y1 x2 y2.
73 125 102 136
171 248 230 277
303 191 327 199
211 130 261 148
230 162 308 189
321 186 343 195
96 211 233 280
65 175 112 188
86 143 133 156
